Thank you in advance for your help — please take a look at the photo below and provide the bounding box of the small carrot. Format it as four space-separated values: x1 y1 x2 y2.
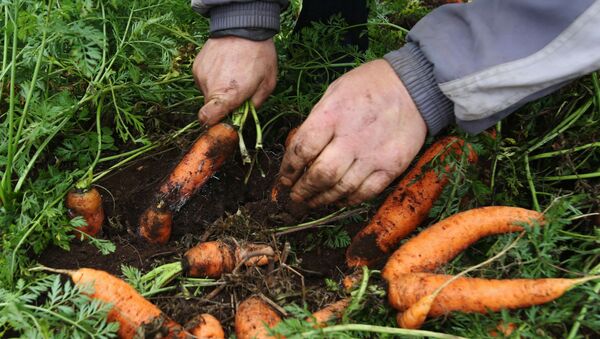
139 123 238 244
50 267 187 338
235 296 283 339
396 294 436 329
382 206 543 282
346 136 477 268
139 203 173 245
186 314 225 339
342 271 363 292
271 127 298 203
387 273 599 317
182 240 275 278
308 298 351 327
66 187 104 237
489 322 518 337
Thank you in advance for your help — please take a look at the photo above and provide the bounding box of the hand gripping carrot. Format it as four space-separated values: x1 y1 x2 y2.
66 187 104 237
182 240 275 278
346 136 477 268
235 296 283 339
139 123 238 244
382 206 543 281
186 313 225 339
388 273 599 318
47 267 188 338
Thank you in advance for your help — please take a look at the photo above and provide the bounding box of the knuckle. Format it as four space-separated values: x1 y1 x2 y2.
335 179 357 195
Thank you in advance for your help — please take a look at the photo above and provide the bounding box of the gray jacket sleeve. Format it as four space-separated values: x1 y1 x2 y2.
191 0 288 40
384 0 600 135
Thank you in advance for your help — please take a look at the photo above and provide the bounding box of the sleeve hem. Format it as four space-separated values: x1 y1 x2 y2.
384 43 455 136
209 2 281 40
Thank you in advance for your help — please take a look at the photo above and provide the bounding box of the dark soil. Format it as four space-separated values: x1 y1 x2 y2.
39 133 360 329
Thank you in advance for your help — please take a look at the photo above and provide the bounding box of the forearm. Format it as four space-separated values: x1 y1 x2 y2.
191 0 289 40
385 0 600 134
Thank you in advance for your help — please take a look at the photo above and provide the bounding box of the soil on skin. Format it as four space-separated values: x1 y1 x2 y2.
39 133 357 330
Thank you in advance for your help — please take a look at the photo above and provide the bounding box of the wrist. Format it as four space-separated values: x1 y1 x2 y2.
384 43 454 136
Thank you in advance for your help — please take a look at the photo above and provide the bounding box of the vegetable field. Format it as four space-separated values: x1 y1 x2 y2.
1 0 599 338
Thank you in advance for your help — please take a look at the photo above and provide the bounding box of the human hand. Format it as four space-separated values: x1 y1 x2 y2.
279 59 427 207
193 36 277 125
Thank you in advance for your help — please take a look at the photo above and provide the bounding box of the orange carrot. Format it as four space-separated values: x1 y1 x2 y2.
139 123 238 244
66 187 104 237
387 273 598 317
396 294 436 329
382 206 543 282
342 271 363 292
346 136 477 268
271 127 298 203
138 203 173 245
182 240 275 278
235 296 283 339
490 322 518 337
59 267 188 338
186 314 225 339
308 298 351 327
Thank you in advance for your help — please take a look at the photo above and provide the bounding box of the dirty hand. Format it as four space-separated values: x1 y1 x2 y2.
279 59 427 207
193 36 277 125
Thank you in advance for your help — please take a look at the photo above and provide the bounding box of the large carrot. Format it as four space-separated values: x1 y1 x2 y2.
186 314 225 339
139 123 238 244
382 206 543 281
50 267 188 338
235 296 283 339
387 273 599 317
182 240 275 278
66 187 104 237
346 137 477 268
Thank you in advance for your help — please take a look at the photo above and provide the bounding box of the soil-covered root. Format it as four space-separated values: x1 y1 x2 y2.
235 296 283 339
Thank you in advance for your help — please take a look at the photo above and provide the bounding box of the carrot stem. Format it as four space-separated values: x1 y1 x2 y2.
524 155 540 211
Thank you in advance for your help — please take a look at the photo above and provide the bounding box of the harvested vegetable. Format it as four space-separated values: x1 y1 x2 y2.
271 127 299 203
396 294 436 329
182 240 275 278
346 136 477 268
139 123 238 244
66 187 104 237
186 314 225 339
235 296 282 339
308 298 351 327
387 273 599 316
382 206 543 281
53 267 187 338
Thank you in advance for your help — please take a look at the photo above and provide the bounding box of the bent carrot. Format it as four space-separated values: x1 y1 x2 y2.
308 298 351 327
235 296 283 339
182 240 275 278
346 136 477 268
271 127 298 203
60 267 187 338
66 187 104 237
382 206 543 282
186 314 225 339
139 123 238 244
387 273 598 317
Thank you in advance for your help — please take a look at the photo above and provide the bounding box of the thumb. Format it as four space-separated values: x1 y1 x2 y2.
198 95 245 126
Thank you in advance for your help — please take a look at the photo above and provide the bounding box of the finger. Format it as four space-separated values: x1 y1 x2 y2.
289 141 355 202
307 160 373 207
346 171 395 206
250 79 275 109
279 117 334 187
198 92 247 126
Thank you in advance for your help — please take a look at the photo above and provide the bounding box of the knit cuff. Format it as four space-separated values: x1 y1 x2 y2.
210 2 281 40
384 43 454 136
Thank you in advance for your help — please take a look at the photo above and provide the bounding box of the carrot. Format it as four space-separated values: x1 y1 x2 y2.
346 136 477 268
138 203 173 245
396 294 436 329
235 296 283 339
66 187 104 237
308 298 351 327
182 240 275 278
271 127 298 203
342 271 363 292
382 206 543 281
387 273 599 317
54 267 188 338
186 314 225 339
489 322 517 337
139 123 238 244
